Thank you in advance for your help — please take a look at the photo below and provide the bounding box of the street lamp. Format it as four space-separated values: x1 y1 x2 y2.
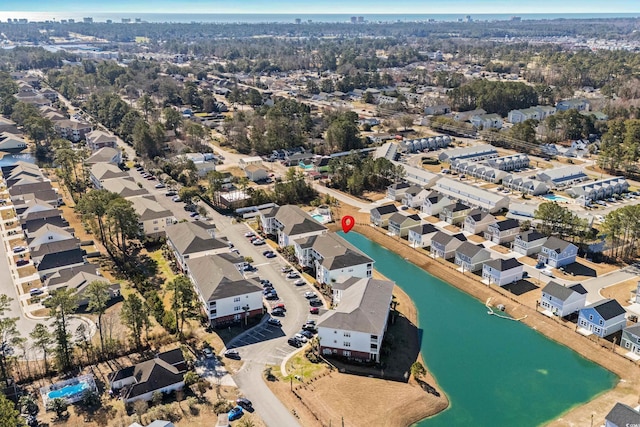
242 305 250 326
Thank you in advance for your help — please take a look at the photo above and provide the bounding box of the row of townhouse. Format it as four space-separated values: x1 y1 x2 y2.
566 176 629 205
258 205 390 362
1 161 120 306
88 163 175 238
438 145 499 163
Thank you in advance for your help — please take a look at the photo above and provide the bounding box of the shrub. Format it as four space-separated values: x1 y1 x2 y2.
151 391 163 406
212 399 234 414
133 399 148 417
47 397 68 419
80 389 101 407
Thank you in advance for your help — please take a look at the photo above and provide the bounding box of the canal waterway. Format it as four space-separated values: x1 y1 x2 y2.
340 232 617 427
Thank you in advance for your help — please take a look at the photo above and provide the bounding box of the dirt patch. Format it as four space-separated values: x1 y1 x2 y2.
443 224 460 233
1 208 16 220
601 279 638 306
467 234 485 244
362 191 387 202
489 245 511 255
519 256 539 267
424 216 440 224
17 265 37 278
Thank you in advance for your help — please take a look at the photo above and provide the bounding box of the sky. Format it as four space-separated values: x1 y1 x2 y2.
1 0 639 15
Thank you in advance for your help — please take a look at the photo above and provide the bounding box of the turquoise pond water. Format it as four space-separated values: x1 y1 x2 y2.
340 232 617 427
543 194 570 202
47 382 89 400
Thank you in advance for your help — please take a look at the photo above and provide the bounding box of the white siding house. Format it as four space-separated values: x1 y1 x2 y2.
540 281 587 317
482 258 524 286
538 237 578 268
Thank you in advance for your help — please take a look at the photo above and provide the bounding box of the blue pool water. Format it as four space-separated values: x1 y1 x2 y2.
48 382 89 400
312 214 325 222
543 194 570 202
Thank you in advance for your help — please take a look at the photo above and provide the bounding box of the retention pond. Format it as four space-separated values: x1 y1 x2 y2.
340 232 617 427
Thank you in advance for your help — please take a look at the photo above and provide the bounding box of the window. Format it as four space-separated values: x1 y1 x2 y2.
234 306 241 311
598 319 603 326
589 315 593 321
334 330 337 334
371 335 378 340
343 350 351 357
234 297 241 302
343 342 351 347
370 343 378 350
153 220 158 224
625 342 631 349
343 332 350 337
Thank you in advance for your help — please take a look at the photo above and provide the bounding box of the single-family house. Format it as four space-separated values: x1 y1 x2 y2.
387 213 421 238
407 223 439 248
621 324 640 356
90 163 128 188
605 402 640 427
453 109 486 122
577 299 627 337
8 181 60 207
109 349 187 403
386 182 411 201
239 156 263 170
430 232 467 260
30 238 86 277
44 263 121 306
370 204 399 228
538 237 578 268
165 221 228 271
484 219 521 245
433 178 510 213
482 258 524 286
260 205 327 247
317 278 394 362
513 230 548 256
424 104 451 115
244 164 268 182
401 186 429 208
85 130 117 151
540 281 587 317
129 196 176 238
454 242 491 272
462 209 495 235
185 254 263 326
421 191 451 216
439 202 473 225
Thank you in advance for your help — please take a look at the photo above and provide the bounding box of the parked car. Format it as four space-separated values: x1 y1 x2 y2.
271 308 285 317
272 303 286 311
147 175 157 180
302 324 317 332
16 259 29 266
286 272 300 279
223 349 241 360
304 291 317 299
265 252 277 258
281 266 293 273
236 397 252 409
154 183 166 189
260 279 271 285
244 232 255 238
243 264 255 272
309 298 323 307
189 211 199 218
172 196 182 202
13 246 26 253
252 240 266 246
265 293 279 301
203 347 215 359
293 279 305 286
29 288 43 296
165 190 177 196
267 318 282 327
262 250 274 256
305 319 316 326
541 269 554 278
288 337 302 348
299 330 314 339
309 307 320 314
184 204 197 212
294 333 308 343
228 406 243 421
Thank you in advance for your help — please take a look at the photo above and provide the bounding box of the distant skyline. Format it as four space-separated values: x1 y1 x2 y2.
2 0 639 15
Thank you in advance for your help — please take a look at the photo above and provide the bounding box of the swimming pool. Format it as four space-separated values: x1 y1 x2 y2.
48 381 90 400
543 194 571 202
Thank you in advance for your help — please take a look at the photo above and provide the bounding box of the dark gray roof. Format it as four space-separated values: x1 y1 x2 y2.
408 223 438 235
273 205 327 236
318 278 394 334
444 202 471 213
388 182 410 191
492 218 520 231
425 190 444 204
166 221 226 255
605 403 640 426
455 242 488 258
22 216 69 233
36 248 86 272
114 350 186 399
624 324 640 337
310 233 373 270
388 212 420 225
484 257 522 271
584 298 626 320
45 263 98 287
517 230 547 242
371 204 398 216
431 231 467 246
542 281 586 302
543 236 574 253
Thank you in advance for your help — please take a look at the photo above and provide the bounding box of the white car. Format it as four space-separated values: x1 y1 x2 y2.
203 347 214 359
304 291 317 299
294 333 308 343
541 269 554 278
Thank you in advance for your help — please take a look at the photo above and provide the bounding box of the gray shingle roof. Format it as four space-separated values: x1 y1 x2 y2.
492 218 520 231
273 205 327 236
408 223 438 235
484 257 522 271
166 221 225 256
309 233 373 270
542 281 586 301
431 231 466 246
318 278 394 334
186 255 261 302
517 230 547 242
543 236 574 253
584 298 626 320
371 203 398 216
456 242 488 258
605 403 640 426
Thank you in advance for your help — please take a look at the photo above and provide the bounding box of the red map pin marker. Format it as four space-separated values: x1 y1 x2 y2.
341 215 355 233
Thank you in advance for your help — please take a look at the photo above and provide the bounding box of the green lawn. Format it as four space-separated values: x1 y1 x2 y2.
284 351 329 382
148 249 178 283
